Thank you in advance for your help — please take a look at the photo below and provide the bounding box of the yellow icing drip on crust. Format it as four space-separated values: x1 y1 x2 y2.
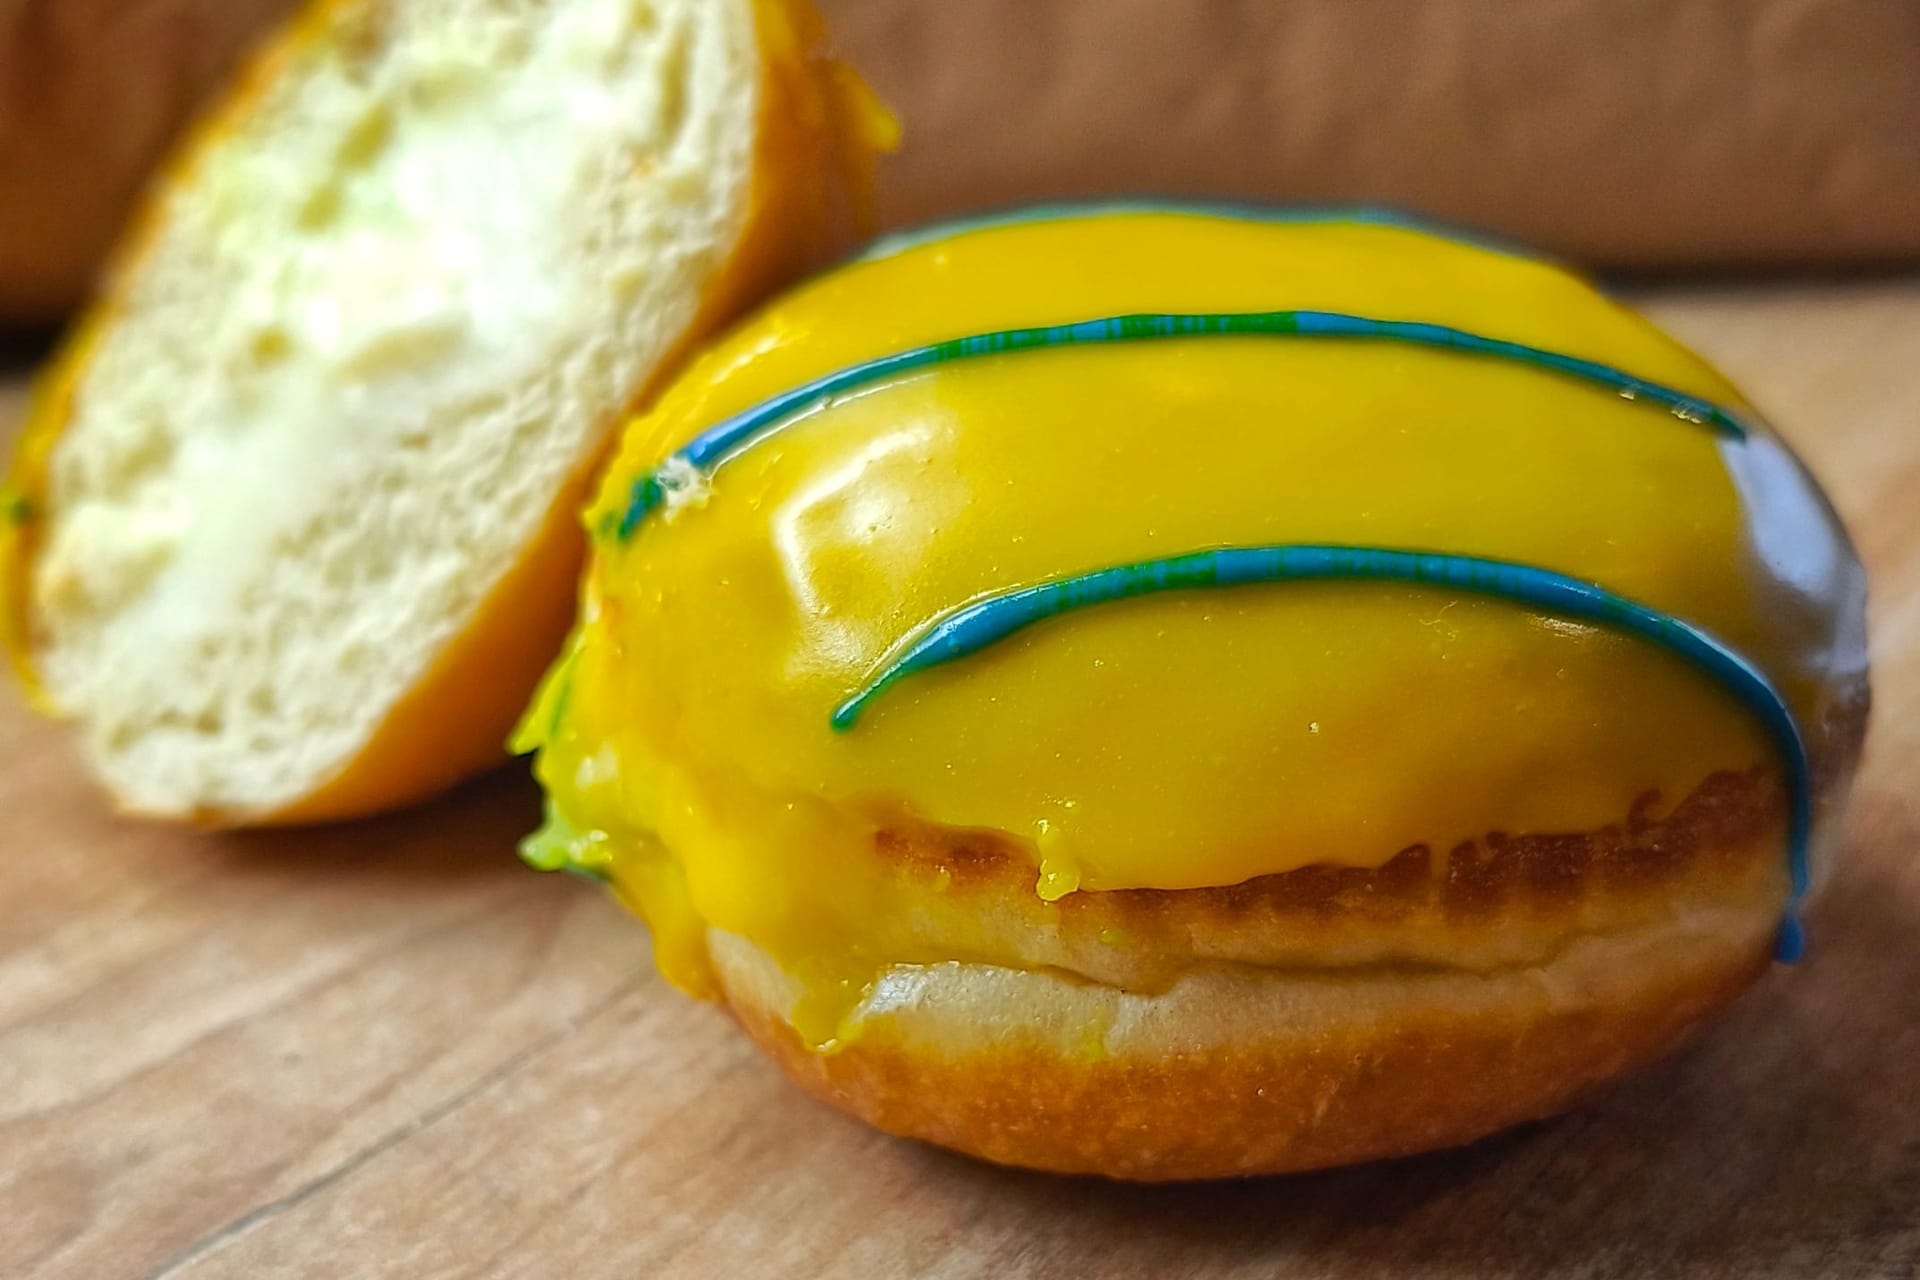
519 211 1867 1047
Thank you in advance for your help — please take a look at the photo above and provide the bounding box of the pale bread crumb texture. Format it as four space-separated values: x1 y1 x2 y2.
713 901 1774 1061
31 0 760 817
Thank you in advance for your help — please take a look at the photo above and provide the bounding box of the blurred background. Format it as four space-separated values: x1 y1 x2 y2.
3 0 1917 323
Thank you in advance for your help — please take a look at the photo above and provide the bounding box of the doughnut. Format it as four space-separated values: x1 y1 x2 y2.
521 204 1870 1179
0 0 890 823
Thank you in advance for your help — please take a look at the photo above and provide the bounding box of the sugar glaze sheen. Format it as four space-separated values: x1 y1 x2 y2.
515 204 1868 1179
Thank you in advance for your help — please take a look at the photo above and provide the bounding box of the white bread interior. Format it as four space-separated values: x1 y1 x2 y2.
714 906 1772 1061
29 0 763 817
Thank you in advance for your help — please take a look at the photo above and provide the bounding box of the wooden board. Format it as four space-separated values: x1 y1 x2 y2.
4 279 1919 1279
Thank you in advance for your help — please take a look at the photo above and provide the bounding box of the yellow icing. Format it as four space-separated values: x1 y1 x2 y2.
518 211 1867 1047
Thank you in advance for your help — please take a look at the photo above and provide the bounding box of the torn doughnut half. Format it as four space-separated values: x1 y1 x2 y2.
1 0 891 823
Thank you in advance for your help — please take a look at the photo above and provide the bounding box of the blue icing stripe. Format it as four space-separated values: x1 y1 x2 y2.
614 309 1746 538
829 545 1812 964
851 199 1553 267
604 295 1799 955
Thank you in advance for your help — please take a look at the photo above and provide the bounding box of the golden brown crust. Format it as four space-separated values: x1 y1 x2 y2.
706 696 1865 1179
716 909 1774 1180
885 764 1779 909
845 768 1786 990
836 682 1867 986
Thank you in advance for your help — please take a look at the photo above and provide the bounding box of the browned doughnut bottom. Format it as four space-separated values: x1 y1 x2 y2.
705 759 1853 1179
716 918 1768 1180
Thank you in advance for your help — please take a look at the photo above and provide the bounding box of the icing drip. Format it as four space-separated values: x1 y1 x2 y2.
828 544 1812 960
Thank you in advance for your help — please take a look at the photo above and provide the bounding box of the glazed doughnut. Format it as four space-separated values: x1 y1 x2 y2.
517 205 1870 1179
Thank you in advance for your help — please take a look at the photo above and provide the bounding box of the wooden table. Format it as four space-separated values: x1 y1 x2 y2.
4 279 1918 1279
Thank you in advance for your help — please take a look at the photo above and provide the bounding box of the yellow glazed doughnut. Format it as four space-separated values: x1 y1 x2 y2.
518 206 1870 1179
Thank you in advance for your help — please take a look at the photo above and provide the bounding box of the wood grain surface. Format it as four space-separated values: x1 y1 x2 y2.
3 279 1918 1279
